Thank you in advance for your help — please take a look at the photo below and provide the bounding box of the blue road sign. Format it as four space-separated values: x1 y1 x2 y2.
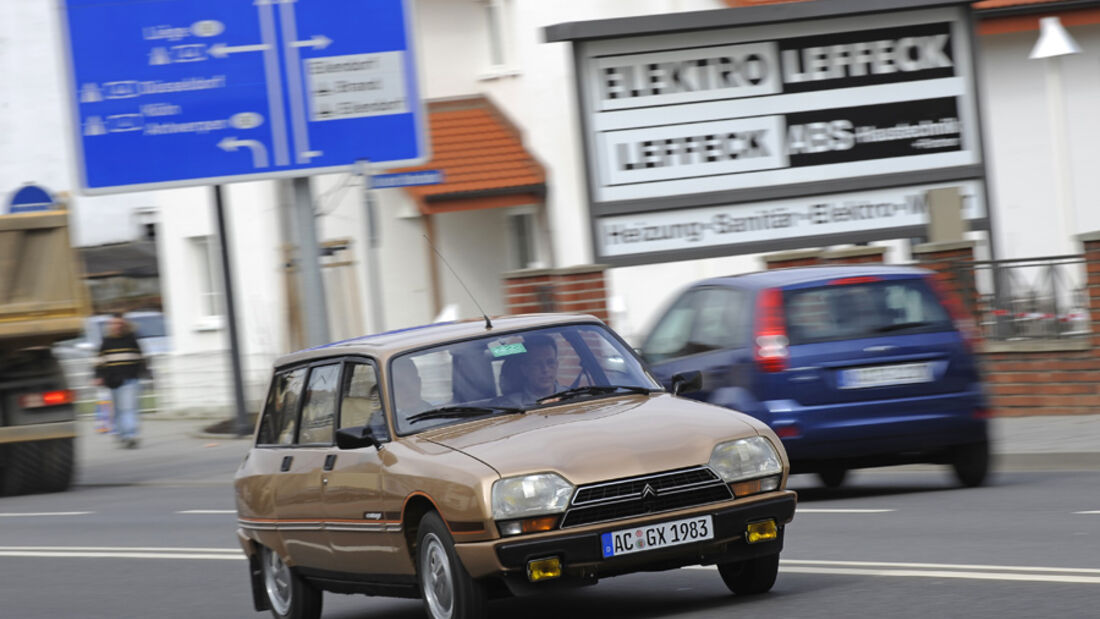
7 185 55 214
372 169 444 189
61 0 428 194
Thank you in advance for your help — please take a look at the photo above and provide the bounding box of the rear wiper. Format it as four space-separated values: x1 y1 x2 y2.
874 321 936 333
537 385 654 405
407 405 525 424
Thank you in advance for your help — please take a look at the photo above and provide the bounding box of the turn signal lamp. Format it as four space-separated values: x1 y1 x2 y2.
730 475 781 498
526 556 562 582
745 519 779 544
498 516 559 537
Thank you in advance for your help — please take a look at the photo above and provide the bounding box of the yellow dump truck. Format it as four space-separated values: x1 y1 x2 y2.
0 208 90 495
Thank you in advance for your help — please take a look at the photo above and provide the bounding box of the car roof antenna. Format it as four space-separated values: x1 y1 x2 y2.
423 234 493 330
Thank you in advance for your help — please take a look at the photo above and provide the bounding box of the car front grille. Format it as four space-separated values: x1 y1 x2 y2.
560 466 733 528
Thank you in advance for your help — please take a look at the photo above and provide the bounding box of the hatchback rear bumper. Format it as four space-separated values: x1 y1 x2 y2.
768 391 988 467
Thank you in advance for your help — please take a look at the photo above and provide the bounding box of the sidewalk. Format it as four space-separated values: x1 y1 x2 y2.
73 412 1100 486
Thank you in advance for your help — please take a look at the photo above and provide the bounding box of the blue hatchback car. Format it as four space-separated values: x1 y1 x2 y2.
640 265 990 488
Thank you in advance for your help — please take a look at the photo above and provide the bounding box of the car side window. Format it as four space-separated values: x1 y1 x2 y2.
641 290 699 363
691 287 748 350
257 367 307 446
339 361 390 442
298 364 341 445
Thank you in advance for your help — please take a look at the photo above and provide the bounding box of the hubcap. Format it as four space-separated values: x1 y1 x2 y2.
262 547 293 617
421 533 455 619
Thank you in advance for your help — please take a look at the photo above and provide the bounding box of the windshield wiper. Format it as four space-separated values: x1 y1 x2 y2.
536 385 654 405
407 405 525 424
873 321 937 333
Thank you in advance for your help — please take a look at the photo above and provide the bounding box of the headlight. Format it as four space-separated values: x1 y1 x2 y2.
708 436 783 482
491 473 573 520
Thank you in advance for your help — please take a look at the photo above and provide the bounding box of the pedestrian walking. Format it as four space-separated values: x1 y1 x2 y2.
93 313 149 448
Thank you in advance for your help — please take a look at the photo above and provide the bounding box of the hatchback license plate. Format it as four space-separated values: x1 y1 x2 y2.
601 515 713 558
840 362 934 389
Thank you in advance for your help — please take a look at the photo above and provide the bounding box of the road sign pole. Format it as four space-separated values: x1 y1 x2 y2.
212 185 250 436
292 177 331 347
358 161 386 334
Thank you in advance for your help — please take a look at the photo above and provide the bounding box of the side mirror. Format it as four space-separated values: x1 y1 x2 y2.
670 370 703 396
335 425 380 450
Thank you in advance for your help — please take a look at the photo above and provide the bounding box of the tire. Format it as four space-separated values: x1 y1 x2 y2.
417 512 487 619
1 442 44 496
817 467 848 489
40 438 75 493
952 440 990 488
718 552 781 596
260 546 322 619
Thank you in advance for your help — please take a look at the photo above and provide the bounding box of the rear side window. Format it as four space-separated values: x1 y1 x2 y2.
298 364 341 445
785 278 953 345
257 367 307 445
642 287 748 362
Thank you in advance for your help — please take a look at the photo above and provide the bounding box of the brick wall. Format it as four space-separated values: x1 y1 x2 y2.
914 238 1100 417
503 265 609 322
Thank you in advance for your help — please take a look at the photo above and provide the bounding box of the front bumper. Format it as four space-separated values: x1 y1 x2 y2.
454 491 796 589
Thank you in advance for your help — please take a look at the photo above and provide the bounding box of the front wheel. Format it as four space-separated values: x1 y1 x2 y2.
417 512 487 619
260 546 321 619
718 552 780 596
817 467 848 489
952 440 990 488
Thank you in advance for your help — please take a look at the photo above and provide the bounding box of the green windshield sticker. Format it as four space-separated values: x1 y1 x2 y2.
490 343 527 357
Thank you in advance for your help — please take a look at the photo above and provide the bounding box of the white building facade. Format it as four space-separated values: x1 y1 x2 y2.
3 0 1098 416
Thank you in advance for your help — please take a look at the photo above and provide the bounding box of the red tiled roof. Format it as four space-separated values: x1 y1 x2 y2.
392 96 545 214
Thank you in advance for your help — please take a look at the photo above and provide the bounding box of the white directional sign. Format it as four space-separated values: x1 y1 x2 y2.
61 0 428 194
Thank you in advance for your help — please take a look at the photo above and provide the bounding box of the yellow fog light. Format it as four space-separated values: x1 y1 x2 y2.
526 556 562 582
745 519 778 544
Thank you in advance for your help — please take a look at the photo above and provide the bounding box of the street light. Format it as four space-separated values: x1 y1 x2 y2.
1029 16 1082 256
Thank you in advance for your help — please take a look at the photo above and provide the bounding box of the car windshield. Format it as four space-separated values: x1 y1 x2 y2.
389 324 659 434
784 278 953 345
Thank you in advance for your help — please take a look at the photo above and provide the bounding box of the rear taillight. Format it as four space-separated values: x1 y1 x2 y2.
754 287 789 373
924 274 978 348
18 390 74 409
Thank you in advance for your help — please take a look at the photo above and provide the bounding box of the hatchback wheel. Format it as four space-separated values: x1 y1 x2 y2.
261 546 321 619
952 440 990 487
417 512 487 619
817 467 848 489
718 552 780 595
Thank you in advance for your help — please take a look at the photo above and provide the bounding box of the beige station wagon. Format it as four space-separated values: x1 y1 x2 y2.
234 314 797 619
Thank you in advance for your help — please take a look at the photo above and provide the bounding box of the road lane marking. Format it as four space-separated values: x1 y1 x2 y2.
689 559 1100 584
0 546 243 560
177 510 237 514
777 566 1100 585
783 559 1100 575
796 508 896 514
0 512 93 517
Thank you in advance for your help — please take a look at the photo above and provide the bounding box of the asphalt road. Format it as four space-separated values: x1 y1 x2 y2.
0 420 1096 619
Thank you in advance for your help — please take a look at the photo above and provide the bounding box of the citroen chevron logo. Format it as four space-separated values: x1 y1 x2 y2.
641 484 657 499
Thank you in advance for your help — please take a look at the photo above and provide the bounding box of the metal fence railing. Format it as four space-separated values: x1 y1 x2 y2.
954 254 1091 341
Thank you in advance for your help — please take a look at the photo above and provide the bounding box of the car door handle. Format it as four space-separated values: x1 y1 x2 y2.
280 456 293 472
323 454 337 471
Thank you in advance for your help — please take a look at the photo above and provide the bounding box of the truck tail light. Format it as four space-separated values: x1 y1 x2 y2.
18 390 74 409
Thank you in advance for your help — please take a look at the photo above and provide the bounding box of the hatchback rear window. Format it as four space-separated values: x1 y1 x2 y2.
784 278 953 345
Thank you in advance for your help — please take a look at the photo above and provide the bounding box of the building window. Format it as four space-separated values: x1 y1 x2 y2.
509 211 538 269
191 236 224 318
483 0 511 69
